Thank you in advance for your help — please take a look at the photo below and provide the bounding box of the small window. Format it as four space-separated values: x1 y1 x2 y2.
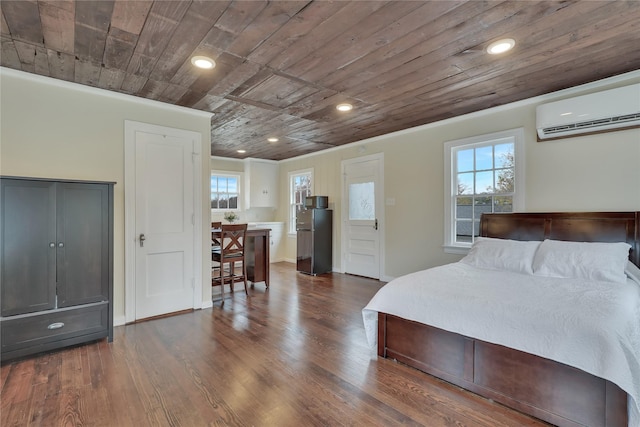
289 169 313 233
444 128 525 253
211 172 241 211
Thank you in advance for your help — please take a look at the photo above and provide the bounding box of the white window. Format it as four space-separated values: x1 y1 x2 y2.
444 128 525 253
289 169 313 233
211 171 241 211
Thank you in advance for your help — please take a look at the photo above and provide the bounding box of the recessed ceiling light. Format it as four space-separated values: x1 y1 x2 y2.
237 149 246 154
191 55 216 69
267 137 279 142
336 103 353 112
486 38 515 55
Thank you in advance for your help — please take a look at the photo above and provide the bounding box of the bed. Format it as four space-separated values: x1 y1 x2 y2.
363 212 640 427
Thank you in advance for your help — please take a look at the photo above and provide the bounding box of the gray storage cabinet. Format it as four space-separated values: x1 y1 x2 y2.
1 177 114 361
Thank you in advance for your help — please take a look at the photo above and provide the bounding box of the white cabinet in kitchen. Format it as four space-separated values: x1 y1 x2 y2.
244 159 278 208
250 222 284 263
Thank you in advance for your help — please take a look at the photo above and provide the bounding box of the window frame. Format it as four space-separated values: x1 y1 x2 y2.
443 128 525 254
288 168 314 234
210 170 242 212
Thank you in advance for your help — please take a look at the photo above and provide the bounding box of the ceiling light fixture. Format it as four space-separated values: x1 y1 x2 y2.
267 137 279 142
237 149 246 154
486 38 515 55
336 103 353 112
191 55 216 69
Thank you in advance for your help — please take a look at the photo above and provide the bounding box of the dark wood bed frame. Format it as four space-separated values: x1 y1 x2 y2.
378 212 640 427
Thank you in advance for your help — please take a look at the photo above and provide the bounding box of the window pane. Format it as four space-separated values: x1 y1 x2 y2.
457 149 474 172
495 143 514 168
457 173 473 195
494 195 513 212
228 194 238 209
496 168 514 193
455 220 473 243
475 171 494 194
475 146 493 170
456 196 473 219
218 194 228 209
218 178 228 193
227 177 238 193
303 176 311 189
474 196 492 219
211 177 218 192
349 182 375 220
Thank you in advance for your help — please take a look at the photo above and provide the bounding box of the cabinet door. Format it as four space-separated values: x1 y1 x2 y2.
247 161 278 208
268 224 284 263
56 183 110 307
1 180 57 316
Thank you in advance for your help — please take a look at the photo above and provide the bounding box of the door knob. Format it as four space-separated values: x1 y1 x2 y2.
139 233 146 247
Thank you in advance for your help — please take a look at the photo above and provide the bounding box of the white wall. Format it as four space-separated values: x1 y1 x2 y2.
0 68 213 324
277 71 640 280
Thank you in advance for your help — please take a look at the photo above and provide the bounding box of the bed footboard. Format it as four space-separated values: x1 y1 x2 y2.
378 312 627 427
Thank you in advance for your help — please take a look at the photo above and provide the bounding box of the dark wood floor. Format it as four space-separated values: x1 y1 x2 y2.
1 262 549 426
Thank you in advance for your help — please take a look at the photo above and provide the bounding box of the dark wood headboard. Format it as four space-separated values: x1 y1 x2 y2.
480 212 640 267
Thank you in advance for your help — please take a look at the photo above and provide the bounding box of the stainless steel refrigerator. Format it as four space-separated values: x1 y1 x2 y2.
296 208 332 275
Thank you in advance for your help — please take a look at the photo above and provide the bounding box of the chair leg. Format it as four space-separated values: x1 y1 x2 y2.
242 261 248 295
219 261 225 306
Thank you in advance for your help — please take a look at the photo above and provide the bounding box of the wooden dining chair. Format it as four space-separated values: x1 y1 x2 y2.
212 223 248 301
211 221 223 279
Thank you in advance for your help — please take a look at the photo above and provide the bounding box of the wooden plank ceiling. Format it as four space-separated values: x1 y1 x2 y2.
1 1 639 160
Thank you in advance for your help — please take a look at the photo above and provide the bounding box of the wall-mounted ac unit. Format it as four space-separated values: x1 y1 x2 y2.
536 83 640 140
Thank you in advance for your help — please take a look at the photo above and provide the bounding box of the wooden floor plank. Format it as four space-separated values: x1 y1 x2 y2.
0 262 550 426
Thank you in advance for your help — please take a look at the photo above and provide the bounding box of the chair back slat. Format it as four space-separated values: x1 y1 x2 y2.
220 224 246 254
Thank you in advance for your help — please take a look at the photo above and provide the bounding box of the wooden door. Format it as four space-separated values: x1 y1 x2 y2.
0 179 56 316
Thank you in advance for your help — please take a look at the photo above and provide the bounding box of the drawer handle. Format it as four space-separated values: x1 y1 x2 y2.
47 322 65 330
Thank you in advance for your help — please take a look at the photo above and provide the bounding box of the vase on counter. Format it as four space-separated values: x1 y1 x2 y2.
224 212 239 223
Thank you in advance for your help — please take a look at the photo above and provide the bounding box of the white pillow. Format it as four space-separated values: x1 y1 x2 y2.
532 239 631 284
461 237 540 275
626 260 640 286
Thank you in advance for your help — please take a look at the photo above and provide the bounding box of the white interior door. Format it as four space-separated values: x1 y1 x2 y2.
127 125 197 321
342 154 383 279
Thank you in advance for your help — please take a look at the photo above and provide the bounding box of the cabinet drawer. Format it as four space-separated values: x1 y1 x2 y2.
1 302 109 354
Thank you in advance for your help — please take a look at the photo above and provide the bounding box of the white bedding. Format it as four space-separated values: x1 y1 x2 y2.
362 262 640 426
